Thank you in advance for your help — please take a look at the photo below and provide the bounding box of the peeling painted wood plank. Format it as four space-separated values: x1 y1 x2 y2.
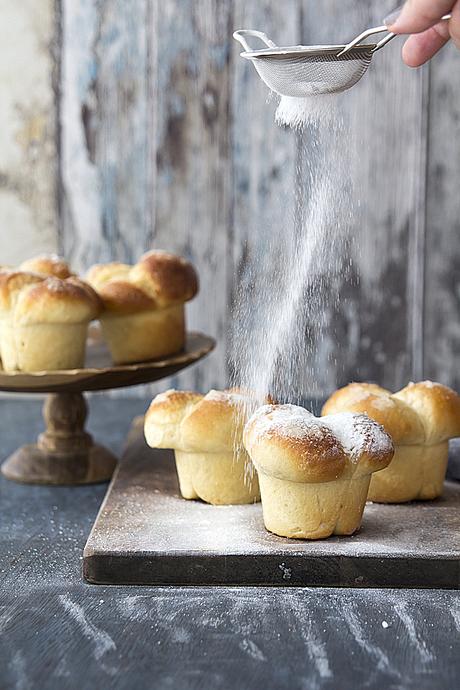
151 0 233 393
61 0 152 271
0 0 59 265
424 44 460 389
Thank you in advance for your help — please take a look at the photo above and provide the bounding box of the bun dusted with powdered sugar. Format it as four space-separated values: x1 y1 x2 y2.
243 404 394 540
322 381 460 502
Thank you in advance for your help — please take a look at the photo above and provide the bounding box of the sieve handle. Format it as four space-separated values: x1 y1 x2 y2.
340 14 452 56
338 25 392 56
233 30 277 53
372 30 397 53
373 13 452 52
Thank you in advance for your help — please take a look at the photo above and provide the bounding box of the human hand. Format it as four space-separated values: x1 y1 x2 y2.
385 1 459 66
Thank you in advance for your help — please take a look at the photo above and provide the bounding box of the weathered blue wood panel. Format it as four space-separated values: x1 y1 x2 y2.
151 0 233 392
424 43 460 390
61 0 152 269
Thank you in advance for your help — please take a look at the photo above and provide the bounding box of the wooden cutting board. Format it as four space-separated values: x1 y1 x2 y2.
83 423 460 588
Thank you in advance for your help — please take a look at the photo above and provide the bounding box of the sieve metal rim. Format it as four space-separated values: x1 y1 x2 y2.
240 44 375 62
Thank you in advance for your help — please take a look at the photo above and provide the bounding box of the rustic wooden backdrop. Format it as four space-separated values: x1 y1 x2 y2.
0 0 459 396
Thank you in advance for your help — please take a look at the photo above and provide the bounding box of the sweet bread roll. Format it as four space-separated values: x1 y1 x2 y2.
144 389 261 505
322 381 460 502
86 251 198 364
2 277 101 371
243 404 393 539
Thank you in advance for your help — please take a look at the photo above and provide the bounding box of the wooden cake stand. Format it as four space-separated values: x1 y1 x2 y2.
0 331 215 486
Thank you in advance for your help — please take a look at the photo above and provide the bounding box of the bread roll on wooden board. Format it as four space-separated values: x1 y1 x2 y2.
244 404 393 539
322 381 460 502
145 389 262 505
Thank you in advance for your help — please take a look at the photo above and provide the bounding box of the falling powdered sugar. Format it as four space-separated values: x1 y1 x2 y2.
275 94 336 129
231 90 354 405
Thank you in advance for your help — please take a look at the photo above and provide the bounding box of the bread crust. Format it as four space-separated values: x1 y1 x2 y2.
393 381 460 445
180 390 257 453
85 262 132 290
96 280 156 313
132 250 199 307
13 277 101 325
145 390 204 449
322 383 424 444
100 305 185 363
145 389 261 454
85 251 198 363
19 254 74 279
323 381 460 446
86 251 198 326
258 473 371 539
243 404 393 484
242 404 392 540
0 271 45 311
368 443 448 503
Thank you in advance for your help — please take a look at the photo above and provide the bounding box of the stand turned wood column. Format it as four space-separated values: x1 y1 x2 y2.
1 393 117 485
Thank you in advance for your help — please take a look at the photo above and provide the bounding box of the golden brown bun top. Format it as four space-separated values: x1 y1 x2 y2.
243 404 394 484
86 251 198 313
0 270 45 311
85 262 132 290
394 381 460 445
144 390 204 450
19 254 74 280
322 381 460 445
13 277 102 325
322 383 389 409
93 280 156 313
322 383 424 445
144 388 266 454
130 250 199 307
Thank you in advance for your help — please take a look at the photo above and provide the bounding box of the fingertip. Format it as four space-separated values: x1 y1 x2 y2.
402 37 425 67
401 28 450 67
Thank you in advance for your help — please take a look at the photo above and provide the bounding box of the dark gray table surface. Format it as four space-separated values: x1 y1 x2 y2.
0 397 459 690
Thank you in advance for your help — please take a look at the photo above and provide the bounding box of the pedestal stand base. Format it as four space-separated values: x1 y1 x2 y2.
2 444 117 485
1 392 117 485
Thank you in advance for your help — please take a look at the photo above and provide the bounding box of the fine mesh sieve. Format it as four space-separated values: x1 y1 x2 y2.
240 44 375 97
234 17 452 98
